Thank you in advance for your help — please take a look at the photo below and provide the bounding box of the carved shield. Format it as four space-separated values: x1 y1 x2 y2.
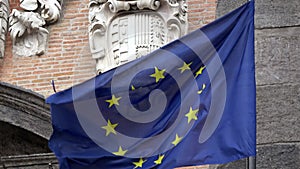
89 0 188 73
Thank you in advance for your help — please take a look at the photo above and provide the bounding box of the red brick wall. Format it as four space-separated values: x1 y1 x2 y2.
188 0 216 31
0 0 95 96
0 0 216 97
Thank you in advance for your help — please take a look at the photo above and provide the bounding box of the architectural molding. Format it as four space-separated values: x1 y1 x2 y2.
0 153 58 169
89 0 188 73
0 82 52 139
0 0 9 58
9 0 62 57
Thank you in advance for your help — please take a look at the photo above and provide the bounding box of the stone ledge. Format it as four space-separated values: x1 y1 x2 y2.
0 153 58 169
0 82 49 116
0 82 52 139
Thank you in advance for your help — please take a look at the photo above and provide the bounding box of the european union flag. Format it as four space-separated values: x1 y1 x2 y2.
46 1 255 169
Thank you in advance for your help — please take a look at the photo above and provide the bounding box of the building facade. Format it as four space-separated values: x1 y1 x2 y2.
0 0 215 168
0 0 299 168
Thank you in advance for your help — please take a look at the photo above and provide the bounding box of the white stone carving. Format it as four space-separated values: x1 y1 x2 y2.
107 0 161 13
9 0 62 57
89 0 188 73
0 0 9 58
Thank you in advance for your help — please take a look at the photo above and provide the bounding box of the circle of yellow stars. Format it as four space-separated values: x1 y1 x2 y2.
101 63 207 168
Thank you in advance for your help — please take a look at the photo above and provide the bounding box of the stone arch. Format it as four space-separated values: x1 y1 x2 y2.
0 82 52 140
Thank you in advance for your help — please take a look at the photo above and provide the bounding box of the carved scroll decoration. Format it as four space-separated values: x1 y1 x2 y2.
107 0 161 13
9 0 62 57
89 0 188 73
0 0 9 58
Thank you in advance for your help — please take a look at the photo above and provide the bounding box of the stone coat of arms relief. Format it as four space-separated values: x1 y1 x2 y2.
89 0 188 73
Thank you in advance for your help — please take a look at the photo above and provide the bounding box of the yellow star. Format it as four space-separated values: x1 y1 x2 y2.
197 83 206 94
195 66 206 78
101 119 118 136
154 154 165 165
172 134 183 146
185 107 199 124
131 85 136 91
113 146 128 156
105 95 121 108
150 67 166 83
178 62 192 73
133 158 146 168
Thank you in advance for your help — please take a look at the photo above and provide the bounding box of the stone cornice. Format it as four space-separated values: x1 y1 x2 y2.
0 153 58 168
0 82 52 139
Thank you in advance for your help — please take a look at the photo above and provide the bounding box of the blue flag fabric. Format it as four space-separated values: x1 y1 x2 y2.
46 1 255 169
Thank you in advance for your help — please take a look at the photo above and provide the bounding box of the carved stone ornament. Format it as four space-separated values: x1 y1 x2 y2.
9 0 62 57
89 0 188 73
0 0 9 58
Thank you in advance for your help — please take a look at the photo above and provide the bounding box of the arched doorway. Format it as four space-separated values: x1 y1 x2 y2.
0 82 58 168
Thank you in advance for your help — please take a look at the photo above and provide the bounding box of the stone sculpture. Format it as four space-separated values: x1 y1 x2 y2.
89 0 188 73
0 0 9 58
9 0 62 56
